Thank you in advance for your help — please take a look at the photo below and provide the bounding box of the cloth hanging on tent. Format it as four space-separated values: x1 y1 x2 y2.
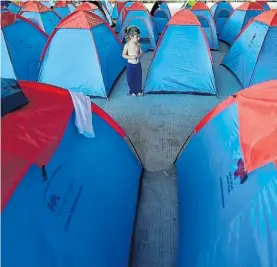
69 91 95 138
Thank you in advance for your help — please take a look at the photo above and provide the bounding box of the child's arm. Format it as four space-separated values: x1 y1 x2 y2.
138 44 143 58
122 43 136 60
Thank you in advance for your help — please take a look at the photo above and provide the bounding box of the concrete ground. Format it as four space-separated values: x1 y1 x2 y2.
93 39 242 267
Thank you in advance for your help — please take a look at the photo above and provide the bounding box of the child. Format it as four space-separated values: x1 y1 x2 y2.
122 26 144 96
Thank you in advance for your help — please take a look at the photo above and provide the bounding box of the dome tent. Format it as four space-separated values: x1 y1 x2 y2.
176 79 277 267
1 80 143 267
151 1 171 36
190 2 219 50
220 2 264 44
210 0 234 35
118 2 158 52
39 11 126 98
1 12 48 81
144 9 216 95
222 10 277 88
20 1 61 35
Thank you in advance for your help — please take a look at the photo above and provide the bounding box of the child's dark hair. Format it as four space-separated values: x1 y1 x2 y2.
125 26 140 42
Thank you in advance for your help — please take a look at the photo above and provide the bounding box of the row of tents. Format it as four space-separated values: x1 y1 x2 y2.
2 3 276 97
2 76 277 267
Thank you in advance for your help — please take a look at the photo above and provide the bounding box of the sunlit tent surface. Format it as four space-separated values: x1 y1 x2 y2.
191 2 219 50
119 2 158 52
151 1 171 35
39 11 126 98
144 10 216 95
1 12 48 81
210 0 234 35
176 80 277 267
20 1 61 35
222 10 277 88
54 1 71 18
220 2 264 44
1 81 143 267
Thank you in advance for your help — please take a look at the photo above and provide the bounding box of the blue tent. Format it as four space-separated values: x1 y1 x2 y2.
20 1 61 35
191 2 219 50
144 10 216 95
115 1 134 33
210 0 234 35
175 80 277 267
1 12 48 81
119 2 158 52
2 81 143 267
152 1 171 35
222 10 277 88
54 1 71 18
220 2 264 44
39 11 126 98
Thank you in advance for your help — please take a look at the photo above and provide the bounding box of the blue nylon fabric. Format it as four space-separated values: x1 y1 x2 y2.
153 16 169 35
192 10 219 50
144 26 216 95
7 3 21 14
222 21 272 88
21 12 45 31
1 31 16 79
115 1 134 33
92 25 126 95
176 103 277 267
2 18 47 81
41 11 61 35
250 27 277 86
39 29 106 97
211 2 234 35
68 4 75 13
220 10 264 44
119 10 158 51
54 7 71 19
2 113 142 267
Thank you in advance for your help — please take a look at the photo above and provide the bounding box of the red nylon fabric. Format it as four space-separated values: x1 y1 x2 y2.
168 9 201 26
57 10 104 29
191 2 210 10
237 2 264 11
20 1 50 13
1 82 126 210
194 80 277 173
255 10 277 26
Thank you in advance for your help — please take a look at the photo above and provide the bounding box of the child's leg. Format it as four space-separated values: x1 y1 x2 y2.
126 63 136 94
133 63 143 94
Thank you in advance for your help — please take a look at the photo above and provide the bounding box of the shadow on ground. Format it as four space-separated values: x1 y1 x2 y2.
93 41 243 267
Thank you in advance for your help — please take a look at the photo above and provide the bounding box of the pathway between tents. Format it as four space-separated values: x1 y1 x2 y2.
93 41 242 267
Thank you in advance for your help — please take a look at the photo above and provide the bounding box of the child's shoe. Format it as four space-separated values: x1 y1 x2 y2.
131 93 136 97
